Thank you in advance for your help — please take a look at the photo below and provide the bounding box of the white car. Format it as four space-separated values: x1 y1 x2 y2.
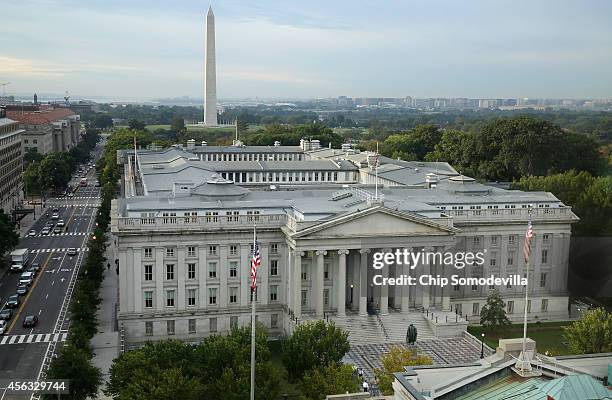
28 229 36 237
41 228 50 235
0 320 7 335
51 213 59 220
67 248 77 256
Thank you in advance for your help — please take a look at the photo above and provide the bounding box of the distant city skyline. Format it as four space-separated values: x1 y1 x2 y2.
2 0 612 100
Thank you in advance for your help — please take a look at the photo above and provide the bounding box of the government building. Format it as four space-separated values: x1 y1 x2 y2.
111 140 578 345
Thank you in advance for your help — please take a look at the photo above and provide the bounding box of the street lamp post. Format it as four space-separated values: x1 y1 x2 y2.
480 333 485 359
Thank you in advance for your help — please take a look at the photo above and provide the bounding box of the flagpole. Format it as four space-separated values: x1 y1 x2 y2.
520 205 532 373
250 224 256 400
375 142 379 200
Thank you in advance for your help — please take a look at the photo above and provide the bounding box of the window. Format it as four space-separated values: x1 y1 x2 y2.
271 313 278 329
209 288 217 305
208 262 217 278
187 263 196 280
229 245 238 256
472 303 480 315
166 264 175 280
167 320 175 335
187 246 196 257
230 316 238 330
145 321 153 336
473 236 481 246
208 245 217 256
144 291 153 308
166 290 175 307
507 252 515 266
506 278 513 289
471 284 478 291
453 284 460 291
144 265 153 281
229 261 238 278
490 252 497 267
269 260 278 276
301 290 308 307
491 236 499 246
188 319 196 334
541 299 548 312
541 249 548 264
187 289 196 306
226 211 239 222
507 300 514 314
527 300 532 313
210 318 217 332
324 289 330 306
508 235 517 245
542 233 550 244
205 211 219 222
324 264 330 280
165 247 175 258
229 287 238 304
270 285 278 302
301 270 307 281
540 273 547 288
144 247 153 259
270 243 278 254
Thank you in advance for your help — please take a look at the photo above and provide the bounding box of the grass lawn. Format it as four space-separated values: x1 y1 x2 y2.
467 321 573 356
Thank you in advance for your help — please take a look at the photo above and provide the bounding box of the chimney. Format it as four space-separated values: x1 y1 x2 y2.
274 140 281 147
201 141 208 146
186 139 196 150
425 173 439 188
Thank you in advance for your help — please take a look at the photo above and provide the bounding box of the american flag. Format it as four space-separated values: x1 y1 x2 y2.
250 239 261 289
523 219 534 263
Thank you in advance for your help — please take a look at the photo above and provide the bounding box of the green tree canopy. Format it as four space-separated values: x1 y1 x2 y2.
480 290 511 330
299 362 358 400
380 124 442 161
128 119 146 131
45 344 102 400
564 308 612 354
0 210 19 257
374 346 432 395
282 320 350 383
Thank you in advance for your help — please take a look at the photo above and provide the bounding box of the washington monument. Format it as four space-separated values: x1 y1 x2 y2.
204 6 217 125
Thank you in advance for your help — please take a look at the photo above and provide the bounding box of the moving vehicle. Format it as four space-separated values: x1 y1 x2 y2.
16 285 29 296
41 227 50 235
67 248 77 256
27 229 36 237
68 192 74 198
23 315 38 328
6 294 19 308
0 309 13 320
57 219 65 227
0 320 7 335
80 178 87 187
26 263 40 276
51 213 59 220
19 271 34 286
10 248 30 272
53 227 62 234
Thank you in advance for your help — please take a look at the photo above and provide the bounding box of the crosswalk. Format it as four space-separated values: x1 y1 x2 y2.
36 232 87 237
0 332 68 346
46 203 100 207
31 247 89 254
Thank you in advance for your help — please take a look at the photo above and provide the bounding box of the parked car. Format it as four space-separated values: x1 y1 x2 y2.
41 228 50 235
26 264 39 276
6 294 20 308
16 284 29 296
27 229 36 237
67 248 77 256
19 272 34 286
52 207 59 213
56 219 65 227
0 320 7 335
68 192 74 198
0 309 13 320
51 213 59 220
53 227 62 234
23 315 38 328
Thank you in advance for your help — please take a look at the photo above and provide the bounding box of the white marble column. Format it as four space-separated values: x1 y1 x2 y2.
401 248 411 312
380 248 391 315
315 250 327 318
337 250 349 316
421 247 432 310
359 249 370 316
294 251 304 319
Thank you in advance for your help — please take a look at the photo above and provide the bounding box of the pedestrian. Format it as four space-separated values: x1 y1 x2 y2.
362 380 369 393
107 262 110 270
357 367 363 380
116 265 119 275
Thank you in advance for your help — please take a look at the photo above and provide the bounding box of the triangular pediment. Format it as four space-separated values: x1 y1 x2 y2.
293 207 456 239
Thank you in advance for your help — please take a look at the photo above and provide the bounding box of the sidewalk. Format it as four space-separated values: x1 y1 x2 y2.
91 233 119 399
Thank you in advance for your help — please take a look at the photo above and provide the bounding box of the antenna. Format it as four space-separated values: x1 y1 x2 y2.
0 82 10 97
64 90 70 105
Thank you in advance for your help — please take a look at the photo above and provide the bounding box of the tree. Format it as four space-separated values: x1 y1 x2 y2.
480 290 511 330
45 344 102 400
374 346 432 395
93 114 114 129
0 210 19 257
23 148 43 164
564 308 612 354
282 320 350 383
128 119 146 131
170 116 187 142
380 124 442 161
299 363 358 400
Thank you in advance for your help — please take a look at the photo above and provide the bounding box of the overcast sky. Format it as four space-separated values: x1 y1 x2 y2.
2 0 612 100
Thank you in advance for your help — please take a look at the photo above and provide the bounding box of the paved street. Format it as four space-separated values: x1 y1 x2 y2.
0 142 104 400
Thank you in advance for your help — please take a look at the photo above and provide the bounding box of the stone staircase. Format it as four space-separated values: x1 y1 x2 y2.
328 313 387 346
326 310 436 346
380 310 435 342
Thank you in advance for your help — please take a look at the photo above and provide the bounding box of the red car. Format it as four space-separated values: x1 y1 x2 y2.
23 315 38 328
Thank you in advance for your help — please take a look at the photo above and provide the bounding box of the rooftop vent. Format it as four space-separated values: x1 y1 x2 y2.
201 141 208 146
274 140 281 147
186 139 196 150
